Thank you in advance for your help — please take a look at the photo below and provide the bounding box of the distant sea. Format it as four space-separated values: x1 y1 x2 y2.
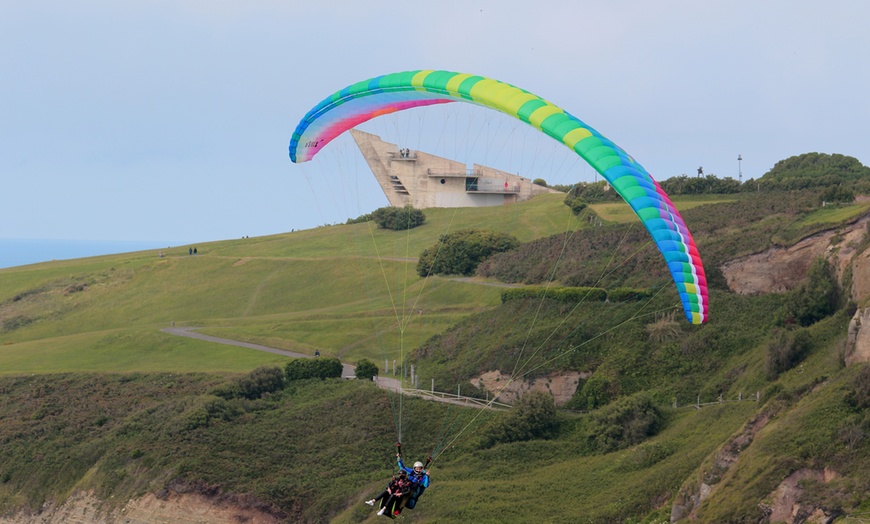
0 239 179 269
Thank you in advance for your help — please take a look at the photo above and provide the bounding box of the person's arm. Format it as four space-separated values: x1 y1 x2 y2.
396 442 408 471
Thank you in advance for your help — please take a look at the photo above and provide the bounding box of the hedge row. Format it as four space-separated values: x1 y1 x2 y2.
501 286 651 304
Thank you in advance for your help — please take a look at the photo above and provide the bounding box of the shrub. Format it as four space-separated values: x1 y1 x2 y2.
214 366 285 400
479 391 559 448
645 312 681 343
285 358 343 381
346 212 373 224
371 206 425 230
765 327 812 380
236 366 285 399
532 178 548 187
585 392 663 453
354 359 379 380
846 365 870 410
782 257 839 326
417 229 520 277
563 181 619 204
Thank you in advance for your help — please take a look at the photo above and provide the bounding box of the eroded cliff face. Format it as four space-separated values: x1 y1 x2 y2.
670 215 870 522
470 370 588 407
721 216 869 297
722 214 870 367
0 490 283 524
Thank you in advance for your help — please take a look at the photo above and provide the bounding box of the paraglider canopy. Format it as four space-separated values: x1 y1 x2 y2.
289 69 708 324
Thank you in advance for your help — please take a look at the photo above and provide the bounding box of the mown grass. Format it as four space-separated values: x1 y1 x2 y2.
0 329 286 374
0 195 568 372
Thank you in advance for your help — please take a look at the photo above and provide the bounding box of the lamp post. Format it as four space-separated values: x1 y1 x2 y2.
738 154 743 183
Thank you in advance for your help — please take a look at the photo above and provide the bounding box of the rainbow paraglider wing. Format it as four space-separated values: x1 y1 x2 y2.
289 70 708 324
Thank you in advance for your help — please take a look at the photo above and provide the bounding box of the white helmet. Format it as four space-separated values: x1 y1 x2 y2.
413 461 424 469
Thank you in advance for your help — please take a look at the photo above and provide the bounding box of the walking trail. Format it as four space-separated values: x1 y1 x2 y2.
160 326 507 409
162 326 399 393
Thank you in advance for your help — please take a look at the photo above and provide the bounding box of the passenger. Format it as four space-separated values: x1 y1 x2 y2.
365 470 412 517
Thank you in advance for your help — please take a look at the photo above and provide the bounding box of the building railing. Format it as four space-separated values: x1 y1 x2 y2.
427 168 480 177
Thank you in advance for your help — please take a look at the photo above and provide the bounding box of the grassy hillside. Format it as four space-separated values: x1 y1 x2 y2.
0 194 576 371
1 191 869 522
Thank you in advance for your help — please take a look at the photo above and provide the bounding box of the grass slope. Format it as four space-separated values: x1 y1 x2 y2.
0 191 869 522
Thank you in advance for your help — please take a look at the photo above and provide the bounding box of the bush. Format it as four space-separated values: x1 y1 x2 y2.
346 212 373 224
585 393 663 453
479 391 559 448
781 257 839 326
563 181 619 204
285 358 343 381
765 327 812 380
417 229 520 277
237 366 285 399
566 196 588 216
846 365 870 410
214 366 285 400
371 206 425 230
354 359 379 380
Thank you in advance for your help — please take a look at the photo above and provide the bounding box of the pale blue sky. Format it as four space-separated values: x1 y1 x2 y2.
2 0 868 244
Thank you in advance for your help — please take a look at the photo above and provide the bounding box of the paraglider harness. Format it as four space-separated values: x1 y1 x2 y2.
396 443 431 510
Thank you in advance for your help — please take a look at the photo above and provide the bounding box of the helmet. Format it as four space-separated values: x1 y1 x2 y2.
398 470 407 477
413 461 424 469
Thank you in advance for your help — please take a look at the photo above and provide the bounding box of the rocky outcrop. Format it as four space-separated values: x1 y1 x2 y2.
470 370 588 407
671 410 773 521
0 489 282 524
845 308 870 365
759 468 843 524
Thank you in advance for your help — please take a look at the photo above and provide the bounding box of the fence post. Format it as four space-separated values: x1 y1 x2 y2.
432 378 435 393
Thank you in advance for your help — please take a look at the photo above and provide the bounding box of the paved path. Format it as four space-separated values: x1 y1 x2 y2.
159 326 507 409
161 326 399 387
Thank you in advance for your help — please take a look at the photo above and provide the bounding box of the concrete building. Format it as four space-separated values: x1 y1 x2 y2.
351 129 561 209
